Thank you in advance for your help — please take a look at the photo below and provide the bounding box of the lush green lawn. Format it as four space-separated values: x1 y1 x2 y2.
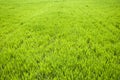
0 0 120 80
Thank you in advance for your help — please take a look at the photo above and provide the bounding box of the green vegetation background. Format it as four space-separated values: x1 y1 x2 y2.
0 0 120 80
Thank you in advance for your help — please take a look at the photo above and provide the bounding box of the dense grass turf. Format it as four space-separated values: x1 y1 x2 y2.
0 0 120 80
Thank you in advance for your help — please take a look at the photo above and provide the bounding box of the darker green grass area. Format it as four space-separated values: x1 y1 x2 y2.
0 0 120 80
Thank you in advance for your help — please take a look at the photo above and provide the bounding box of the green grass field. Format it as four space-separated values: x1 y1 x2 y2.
0 0 120 80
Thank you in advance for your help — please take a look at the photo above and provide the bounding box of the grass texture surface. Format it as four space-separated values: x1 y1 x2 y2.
0 0 120 80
